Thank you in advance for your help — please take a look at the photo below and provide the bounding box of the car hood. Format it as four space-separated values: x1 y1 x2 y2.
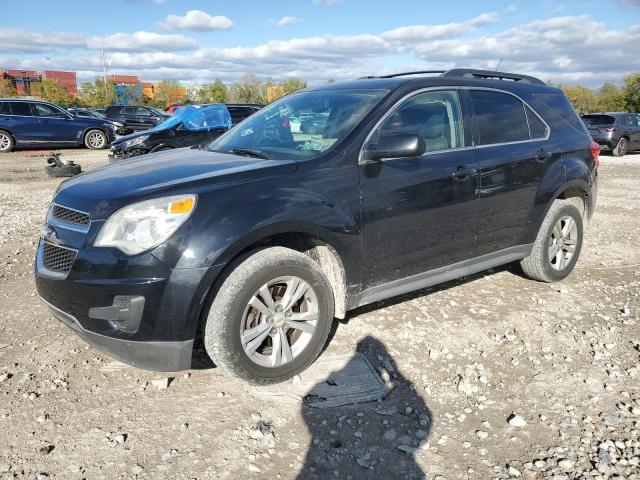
111 129 156 146
54 147 298 219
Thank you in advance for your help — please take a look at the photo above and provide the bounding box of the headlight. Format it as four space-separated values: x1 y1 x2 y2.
94 195 196 255
113 122 124 128
122 135 149 148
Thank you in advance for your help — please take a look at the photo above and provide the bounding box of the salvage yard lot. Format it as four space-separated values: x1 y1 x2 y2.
0 149 639 479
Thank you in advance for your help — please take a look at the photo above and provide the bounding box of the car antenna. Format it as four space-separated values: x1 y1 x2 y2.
495 59 503 71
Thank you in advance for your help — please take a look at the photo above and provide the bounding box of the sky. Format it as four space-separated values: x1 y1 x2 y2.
1 0 639 88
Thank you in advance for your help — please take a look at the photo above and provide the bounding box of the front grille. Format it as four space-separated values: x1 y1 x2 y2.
42 242 77 274
51 205 90 227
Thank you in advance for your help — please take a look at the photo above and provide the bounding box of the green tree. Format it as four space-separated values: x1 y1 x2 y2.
154 80 187 107
0 79 17 97
623 73 640 112
30 79 73 106
77 79 117 107
561 85 599 114
282 78 307 94
196 80 228 103
595 82 626 112
228 74 264 104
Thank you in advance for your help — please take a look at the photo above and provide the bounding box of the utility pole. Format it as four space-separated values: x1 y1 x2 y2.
100 47 109 100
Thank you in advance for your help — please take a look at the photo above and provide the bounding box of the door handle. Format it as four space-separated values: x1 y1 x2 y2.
536 149 551 162
451 166 476 181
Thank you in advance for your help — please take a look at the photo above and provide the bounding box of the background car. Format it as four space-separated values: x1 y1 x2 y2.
67 108 130 135
109 104 232 159
103 105 169 131
225 104 262 125
0 98 116 152
582 112 640 157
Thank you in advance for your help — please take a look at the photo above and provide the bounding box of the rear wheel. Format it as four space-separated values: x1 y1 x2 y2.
612 137 628 157
520 200 583 282
84 129 107 150
204 247 334 384
0 130 14 152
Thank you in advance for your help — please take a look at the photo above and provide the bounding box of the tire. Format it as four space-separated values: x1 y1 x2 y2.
204 247 335 384
612 137 628 157
0 130 14 153
84 129 107 150
520 200 583 283
45 164 81 177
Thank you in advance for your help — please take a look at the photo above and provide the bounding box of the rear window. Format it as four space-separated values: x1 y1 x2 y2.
582 114 615 125
470 90 530 145
8 102 33 116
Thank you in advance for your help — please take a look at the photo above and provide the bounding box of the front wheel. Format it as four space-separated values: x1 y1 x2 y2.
204 247 334 384
520 200 583 282
84 129 107 150
612 137 628 157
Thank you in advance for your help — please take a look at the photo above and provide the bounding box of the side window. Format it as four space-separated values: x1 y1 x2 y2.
122 107 136 115
8 102 33 116
471 90 529 144
623 115 635 126
0 102 10 115
525 105 548 139
636 115 640 127
374 90 465 153
32 103 60 117
136 107 152 116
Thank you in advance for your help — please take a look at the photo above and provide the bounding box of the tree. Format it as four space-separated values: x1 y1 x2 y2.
623 73 640 112
228 74 264 104
595 83 626 112
0 79 17 97
282 78 307 94
196 80 228 103
154 80 188 107
77 79 117 108
30 79 73 106
561 85 598 114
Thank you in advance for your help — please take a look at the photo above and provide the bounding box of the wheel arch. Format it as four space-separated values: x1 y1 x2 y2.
207 229 348 320
0 128 15 149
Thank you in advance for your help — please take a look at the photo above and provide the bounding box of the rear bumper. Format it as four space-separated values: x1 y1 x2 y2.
43 297 193 371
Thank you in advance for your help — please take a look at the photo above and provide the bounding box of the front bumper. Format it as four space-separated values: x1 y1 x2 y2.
43 297 193 371
35 231 216 371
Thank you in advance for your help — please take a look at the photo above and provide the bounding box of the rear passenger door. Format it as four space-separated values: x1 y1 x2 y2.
469 89 551 256
3 102 39 144
360 89 479 287
121 107 142 130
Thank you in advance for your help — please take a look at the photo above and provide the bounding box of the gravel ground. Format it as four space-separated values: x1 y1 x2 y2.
0 148 639 480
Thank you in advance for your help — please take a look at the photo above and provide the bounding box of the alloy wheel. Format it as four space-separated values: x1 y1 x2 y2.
618 138 628 156
0 133 10 151
548 215 578 271
87 131 105 149
240 275 318 368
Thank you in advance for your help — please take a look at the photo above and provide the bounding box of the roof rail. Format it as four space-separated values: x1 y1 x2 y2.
358 70 445 79
443 68 546 85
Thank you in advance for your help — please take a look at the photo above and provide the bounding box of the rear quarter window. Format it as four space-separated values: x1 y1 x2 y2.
0 102 10 115
534 94 588 135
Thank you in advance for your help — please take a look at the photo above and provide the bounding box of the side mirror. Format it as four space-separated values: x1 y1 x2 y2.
363 133 425 162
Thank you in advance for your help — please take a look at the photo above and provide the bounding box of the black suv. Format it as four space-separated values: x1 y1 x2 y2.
35 69 598 384
582 112 640 157
103 105 169 131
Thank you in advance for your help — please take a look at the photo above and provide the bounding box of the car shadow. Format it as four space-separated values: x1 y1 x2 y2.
296 335 431 479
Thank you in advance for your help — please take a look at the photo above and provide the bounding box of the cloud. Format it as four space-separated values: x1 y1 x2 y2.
4 14 639 88
313 0 342 5
504 4 517 13
270 16 301 27
88 31 197 52
159 10 234 31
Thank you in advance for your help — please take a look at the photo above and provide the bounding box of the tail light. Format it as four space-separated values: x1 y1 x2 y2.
590 140 600 168
600 127 616 132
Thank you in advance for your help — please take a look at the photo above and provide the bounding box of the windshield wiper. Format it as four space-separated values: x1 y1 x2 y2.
225 148 270 159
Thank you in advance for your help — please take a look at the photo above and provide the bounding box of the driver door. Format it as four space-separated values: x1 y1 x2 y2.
32 103 80 144
359 89 479 288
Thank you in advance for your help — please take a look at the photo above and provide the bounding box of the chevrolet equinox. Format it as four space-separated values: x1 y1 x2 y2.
35 69 599 384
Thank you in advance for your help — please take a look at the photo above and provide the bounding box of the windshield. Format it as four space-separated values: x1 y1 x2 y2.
150 104 232 132
208 89 387 160
582 114 615 125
